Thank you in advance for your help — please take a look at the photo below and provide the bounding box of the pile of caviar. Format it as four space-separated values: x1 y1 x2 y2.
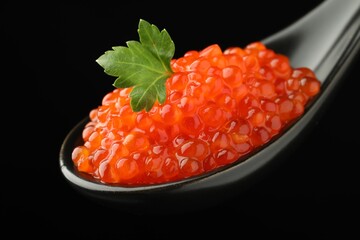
71 42 321 186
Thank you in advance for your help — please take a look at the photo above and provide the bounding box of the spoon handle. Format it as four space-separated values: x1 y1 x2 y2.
263 0 360 80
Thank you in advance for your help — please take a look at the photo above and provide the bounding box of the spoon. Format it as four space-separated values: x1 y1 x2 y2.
59 0 360 214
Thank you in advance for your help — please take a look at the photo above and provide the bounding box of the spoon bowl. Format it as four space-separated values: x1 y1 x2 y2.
60 0 360 214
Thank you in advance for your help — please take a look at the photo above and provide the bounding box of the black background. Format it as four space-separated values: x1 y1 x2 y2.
3 1 360 238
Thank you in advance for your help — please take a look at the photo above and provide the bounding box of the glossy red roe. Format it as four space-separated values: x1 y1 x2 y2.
72 42 321 186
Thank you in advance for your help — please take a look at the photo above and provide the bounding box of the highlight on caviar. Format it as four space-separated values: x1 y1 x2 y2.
71 19 321 186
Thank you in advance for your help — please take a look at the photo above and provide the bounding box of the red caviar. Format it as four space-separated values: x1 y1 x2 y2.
72 42 321 186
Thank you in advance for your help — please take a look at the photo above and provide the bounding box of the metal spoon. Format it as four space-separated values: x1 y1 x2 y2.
59 0 360 214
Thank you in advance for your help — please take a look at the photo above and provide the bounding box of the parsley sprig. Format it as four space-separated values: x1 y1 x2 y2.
96 19 175 112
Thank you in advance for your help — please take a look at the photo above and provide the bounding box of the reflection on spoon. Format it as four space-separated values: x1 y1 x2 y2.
59 0 360 214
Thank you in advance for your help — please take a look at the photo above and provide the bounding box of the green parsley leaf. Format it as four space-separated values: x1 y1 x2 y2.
96 19 175 112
